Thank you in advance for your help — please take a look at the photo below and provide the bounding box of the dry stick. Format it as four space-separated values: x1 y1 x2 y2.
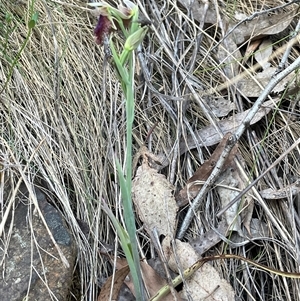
177 55 300 240
277 19 300 73
176 135 235 239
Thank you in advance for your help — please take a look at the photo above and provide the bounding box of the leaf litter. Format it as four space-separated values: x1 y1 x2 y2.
179 98 281 153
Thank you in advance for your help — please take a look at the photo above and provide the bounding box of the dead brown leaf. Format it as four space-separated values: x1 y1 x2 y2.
114 257 182 300
97 264 130 301
165 239 235 301
140 262 182 300
182 0 297 45
180 98 280 153
249 9 296 40
242 38 262 65
254 39 273 70
132 147 178 237
238 67 296 97
230 9 296 45
176 133 238 207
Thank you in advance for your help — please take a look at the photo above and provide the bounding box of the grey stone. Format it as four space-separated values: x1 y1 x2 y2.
0 184 77 301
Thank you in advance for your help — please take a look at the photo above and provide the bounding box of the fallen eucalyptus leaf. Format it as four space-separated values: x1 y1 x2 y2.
166 239 235 301
180 98 280 153
132 147 178 237
97 264 130 301
238 67 296 97
117 258 182 301
176 133 238 207
254 39 272 70
182 0 297 45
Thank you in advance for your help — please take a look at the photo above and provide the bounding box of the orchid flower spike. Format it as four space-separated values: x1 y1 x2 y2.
88 1 138 45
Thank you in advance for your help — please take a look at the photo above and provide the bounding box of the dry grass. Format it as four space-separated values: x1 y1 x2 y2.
1 0 300 300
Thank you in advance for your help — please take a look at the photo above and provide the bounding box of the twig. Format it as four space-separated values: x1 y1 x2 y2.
276 19 300 73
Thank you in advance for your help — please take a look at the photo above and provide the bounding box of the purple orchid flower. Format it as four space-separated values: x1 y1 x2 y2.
94 15 112 45
89 1 137 45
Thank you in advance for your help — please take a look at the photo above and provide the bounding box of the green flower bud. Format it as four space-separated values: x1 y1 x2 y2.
124 27 148 51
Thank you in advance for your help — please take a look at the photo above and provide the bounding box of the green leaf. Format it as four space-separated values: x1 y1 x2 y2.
110 38 129 87
101 200 133 260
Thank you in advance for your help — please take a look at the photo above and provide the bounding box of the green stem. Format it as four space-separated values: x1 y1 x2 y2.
123 51 144 300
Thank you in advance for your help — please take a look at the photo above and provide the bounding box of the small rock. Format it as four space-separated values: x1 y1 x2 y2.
0 184 77 301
